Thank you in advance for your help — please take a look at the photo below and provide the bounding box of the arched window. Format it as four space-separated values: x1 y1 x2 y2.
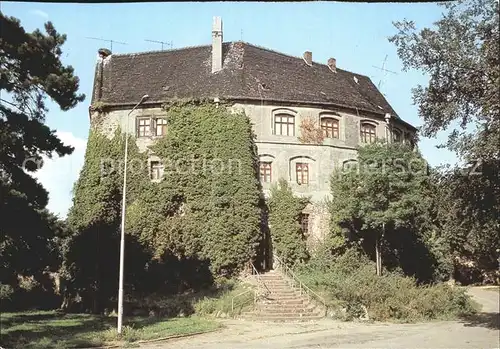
259 161 272 183
258 154 274 183
296 162 309 185
274 113 295 136
342 159 358 171
360 123 377 143
320 117 339 139
392 128 402 143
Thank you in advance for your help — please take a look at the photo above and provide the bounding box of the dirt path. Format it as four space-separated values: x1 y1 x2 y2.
142 287 499 349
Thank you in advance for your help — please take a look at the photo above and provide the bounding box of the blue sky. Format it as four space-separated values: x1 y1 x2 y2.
3 1 457 218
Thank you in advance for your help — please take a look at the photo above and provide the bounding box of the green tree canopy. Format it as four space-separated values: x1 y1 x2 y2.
329 142 435 279
390 0 499 283
0 13 85 287
389 0 499 162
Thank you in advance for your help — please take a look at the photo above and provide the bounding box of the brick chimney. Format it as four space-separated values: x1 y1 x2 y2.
303 51 312 66
328 58 337 73
212 16 223 73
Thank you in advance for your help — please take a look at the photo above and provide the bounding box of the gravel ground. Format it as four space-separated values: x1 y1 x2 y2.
141 287 499 349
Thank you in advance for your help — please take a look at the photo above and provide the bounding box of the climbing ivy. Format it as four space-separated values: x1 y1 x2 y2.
267 179 309 266
63 128 150 312
126 101 263 277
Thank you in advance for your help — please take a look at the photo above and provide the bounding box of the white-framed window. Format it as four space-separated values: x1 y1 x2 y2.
150 160 164 181
360 123 377 143
274 113 295 136
155 118 168 137
321 117 340 139
259 161 272 183
136 116 168 138
296 162 309 185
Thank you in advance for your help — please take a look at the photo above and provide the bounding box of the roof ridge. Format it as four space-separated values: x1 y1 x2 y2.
110 43 214 58
109 40 370 79
239 41 370 79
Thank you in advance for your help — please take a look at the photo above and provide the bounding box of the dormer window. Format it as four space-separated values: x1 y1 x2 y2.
360 123 377 144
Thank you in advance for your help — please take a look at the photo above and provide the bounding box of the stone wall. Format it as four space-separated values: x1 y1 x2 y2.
91 100 414 245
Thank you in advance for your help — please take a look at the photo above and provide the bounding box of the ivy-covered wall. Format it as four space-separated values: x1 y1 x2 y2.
267 179 309 266
126 101 264 276
69 101 265 296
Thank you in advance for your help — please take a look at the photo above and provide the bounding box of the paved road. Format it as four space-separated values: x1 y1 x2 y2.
142 287 499 349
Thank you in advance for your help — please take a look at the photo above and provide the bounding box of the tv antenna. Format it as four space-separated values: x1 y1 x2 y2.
372 54 397 91
86 37 127 51
145 39 173 50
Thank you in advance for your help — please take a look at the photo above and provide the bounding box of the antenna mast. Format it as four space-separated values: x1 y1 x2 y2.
86 37 127 51
372 54 397 92
145 39 173 50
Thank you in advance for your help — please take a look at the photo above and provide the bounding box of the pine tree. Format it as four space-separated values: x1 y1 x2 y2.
0 13 85 289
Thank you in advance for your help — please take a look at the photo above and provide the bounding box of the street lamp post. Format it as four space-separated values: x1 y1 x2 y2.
117 94 149 334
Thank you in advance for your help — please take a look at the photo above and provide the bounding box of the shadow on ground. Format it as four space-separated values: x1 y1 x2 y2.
460 311 500 330
0 310 181 349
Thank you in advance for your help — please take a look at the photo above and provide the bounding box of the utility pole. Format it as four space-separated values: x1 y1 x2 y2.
86 37 127 52
145 39 173 50
117 94 149 335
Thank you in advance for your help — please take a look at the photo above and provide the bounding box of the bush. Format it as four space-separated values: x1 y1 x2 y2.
126 279 255 319
268 179 309 266
193 283 255 317
295 248 477 322
0 284 14 300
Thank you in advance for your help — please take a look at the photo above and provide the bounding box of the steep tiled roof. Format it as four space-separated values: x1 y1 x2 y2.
92 41 414 129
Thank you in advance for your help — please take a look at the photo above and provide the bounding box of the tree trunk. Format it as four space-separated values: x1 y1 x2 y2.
376 223 385 276
375 235 381 276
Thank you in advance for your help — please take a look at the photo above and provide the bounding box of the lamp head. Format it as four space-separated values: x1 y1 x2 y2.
140 95 150 103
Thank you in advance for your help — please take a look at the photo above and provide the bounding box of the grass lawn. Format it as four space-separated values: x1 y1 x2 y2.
0 310 221 349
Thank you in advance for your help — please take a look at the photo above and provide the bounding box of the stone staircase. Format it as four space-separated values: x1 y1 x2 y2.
240 269 325 322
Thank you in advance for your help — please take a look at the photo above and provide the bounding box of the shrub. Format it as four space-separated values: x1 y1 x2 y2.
0 284 14 300
268 179 309 265
295 248 477 322
126 279 255 319
193 283 255 317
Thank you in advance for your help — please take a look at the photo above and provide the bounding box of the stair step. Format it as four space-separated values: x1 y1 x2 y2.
254 308 318 314
243 270 324 322
239 314 324 322
260 299 306 305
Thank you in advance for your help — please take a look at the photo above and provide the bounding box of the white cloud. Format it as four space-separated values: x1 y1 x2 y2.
33 131 87 219
30 9 49 19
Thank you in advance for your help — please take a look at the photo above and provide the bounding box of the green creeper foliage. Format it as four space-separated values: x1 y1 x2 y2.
267 179 309 266
63 128 150 312
67 128 147 230
126 101 263 277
